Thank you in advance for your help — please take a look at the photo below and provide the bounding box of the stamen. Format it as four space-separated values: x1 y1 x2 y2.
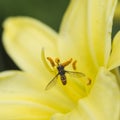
41 48 54 73
61 58 72 67
55 58 60 65
86 77 92 85
47 57 55 67
72 60 77 70
44 55 92 96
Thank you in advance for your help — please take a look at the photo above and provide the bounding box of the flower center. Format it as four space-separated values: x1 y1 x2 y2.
41 48 92 95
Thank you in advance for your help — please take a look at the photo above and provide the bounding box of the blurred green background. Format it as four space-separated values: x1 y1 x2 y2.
0 0 119 71
0 0 69 71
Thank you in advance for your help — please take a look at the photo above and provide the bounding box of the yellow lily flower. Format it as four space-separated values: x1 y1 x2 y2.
1 0 120 119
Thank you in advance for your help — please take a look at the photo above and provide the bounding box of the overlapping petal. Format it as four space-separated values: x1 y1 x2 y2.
58 0 117 79
2 16 92 96
52 68 120 120
1 0 120 119
0 71 79 119
107 31 120 70
0 71 55 119
2 17 59 77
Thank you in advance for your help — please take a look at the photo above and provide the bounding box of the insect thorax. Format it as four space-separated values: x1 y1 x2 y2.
57 65 65 75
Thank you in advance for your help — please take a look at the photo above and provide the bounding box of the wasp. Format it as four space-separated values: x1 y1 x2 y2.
45 57 91 90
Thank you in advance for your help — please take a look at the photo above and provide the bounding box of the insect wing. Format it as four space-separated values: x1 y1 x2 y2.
66 71 86 78
45 74 59 90
66 71 91 85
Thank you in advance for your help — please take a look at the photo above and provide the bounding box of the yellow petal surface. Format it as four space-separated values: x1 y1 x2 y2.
0 71 83 119
107 31 120 70
59 0 117 78
52 67 120 120
0 71 48 119
0 71 55 119
2 17 59 77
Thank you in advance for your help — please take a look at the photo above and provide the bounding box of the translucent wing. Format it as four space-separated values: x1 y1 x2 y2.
45 73 59 90
66 71 91 85
66 71 86 78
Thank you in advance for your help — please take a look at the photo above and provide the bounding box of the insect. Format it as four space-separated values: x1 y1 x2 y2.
45 57 91 90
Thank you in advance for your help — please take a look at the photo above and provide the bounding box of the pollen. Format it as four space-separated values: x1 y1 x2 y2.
47 57 55 67
86 77 92 85
45 55 92 91
55 58 60 65
72 60 77 70
47 57 73 68
61 58 72 67
46 57 77 70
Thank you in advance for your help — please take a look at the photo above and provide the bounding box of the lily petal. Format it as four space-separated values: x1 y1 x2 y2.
2 17 59 76
0 71 55 119
52 68 120 120
107 31 120 70
59 0 117 77
0 71 79 119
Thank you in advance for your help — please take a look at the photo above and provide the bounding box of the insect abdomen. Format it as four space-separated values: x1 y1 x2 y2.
60 75 67 85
